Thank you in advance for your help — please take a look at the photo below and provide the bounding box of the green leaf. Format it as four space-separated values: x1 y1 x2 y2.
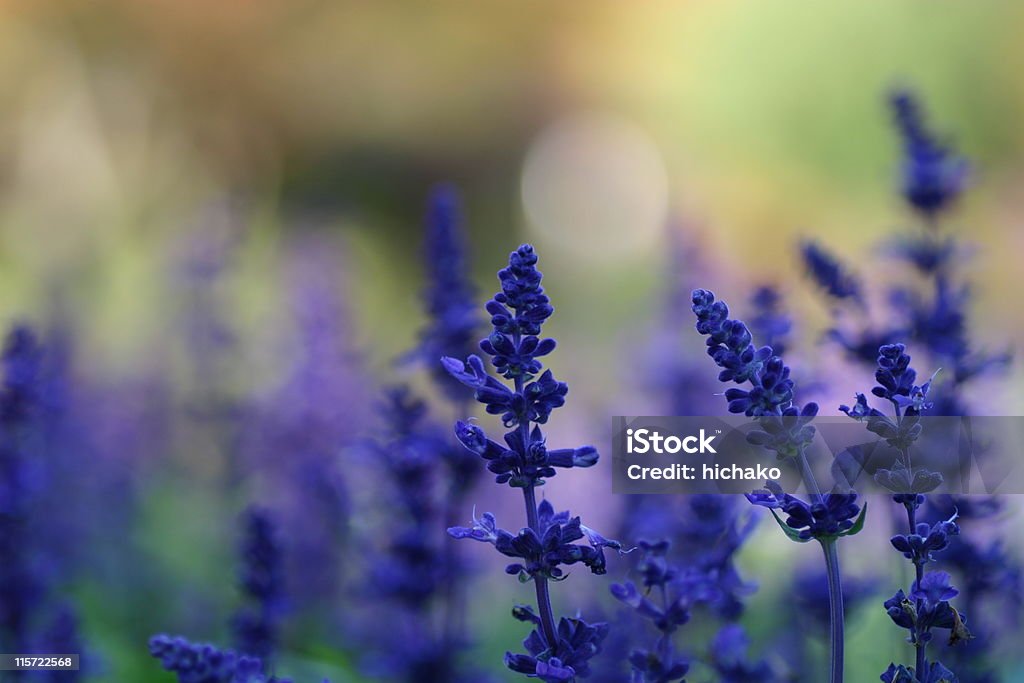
839 500 868 538
768 509 812 543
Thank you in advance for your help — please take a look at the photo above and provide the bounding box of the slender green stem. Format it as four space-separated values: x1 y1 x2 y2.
798 449 843 683
821 539 845 683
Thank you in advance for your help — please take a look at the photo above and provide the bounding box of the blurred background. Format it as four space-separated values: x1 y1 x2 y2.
1 1 1023 682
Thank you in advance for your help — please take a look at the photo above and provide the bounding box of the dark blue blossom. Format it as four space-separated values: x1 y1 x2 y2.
449 501 620 581
0 327 44 654
845 344 969 680
747 286 792 357
610 541 690 683
800 241 862 302
360 386 491 683
890 89 969 218
691 288 853 682
413 186 481 400
890 514 960 566
881 661 957 683
924 496 1019 683
444 244 619 681
691 289 805 418
232 509 285 663
708 624 777 683
670 496 757 621
1 325 86 669
884 571 969 649
746 481 863 542
451 420 596 488
148 635 319 683
505 610 609 682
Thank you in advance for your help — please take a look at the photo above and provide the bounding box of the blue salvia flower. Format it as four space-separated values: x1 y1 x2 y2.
410 186 485 678
232 508 285 663
747 286 792 358
0 326 45 654
843 344 971 682
0 325 85 673
38 603 84 683
800 241 863 303
669 495 757 621
610 541 690 683
245 241 363 612
691 289 865 683
890 89 969 219
885 96 1015 678
414 185 482 402
924 496 1020 683
444 244 621 682
707 624 778 683
362 386 491 683
807 89 1008 407
148 635 327 683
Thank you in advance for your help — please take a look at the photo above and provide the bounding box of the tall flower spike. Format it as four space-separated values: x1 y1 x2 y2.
890 89 968 219
610 541 690 683
800 241 862 303
148 635 327 683
233 508 285 663
843 344 970 681
444 244 620 682
691 289 862 683
748 286 792 358
0 324 87 663
361 386 488 683
415 186 481 400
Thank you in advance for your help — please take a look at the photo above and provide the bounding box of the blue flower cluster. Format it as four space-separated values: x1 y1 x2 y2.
610 541 690 683
806 90 1009 414
444 244 620 682
506 608 609 682
360 385 490 683
890 89 969 218
747 286 792 358
149 635 327 683
670 495 757 620
450 501 619 581
414 186 481 401
691 289 807 418
707 624 777 683
232 508 285 663
746 481 863 542
843 344 971 681
691 288 863 683
0 325 84 671
924 496 1020 683
800 241 863 303
840 343 936 455
609 535 777 683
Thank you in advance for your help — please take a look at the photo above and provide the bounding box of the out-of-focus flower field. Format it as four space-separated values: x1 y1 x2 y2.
2 2 1024 682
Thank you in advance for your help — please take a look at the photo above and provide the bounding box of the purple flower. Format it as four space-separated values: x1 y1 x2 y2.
890 89 969 218
450 500 620 581
412 186 482 400
148 635 318 683
800 241 862 302
232 509 285 663
443 244 619 681
748 484 862 541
